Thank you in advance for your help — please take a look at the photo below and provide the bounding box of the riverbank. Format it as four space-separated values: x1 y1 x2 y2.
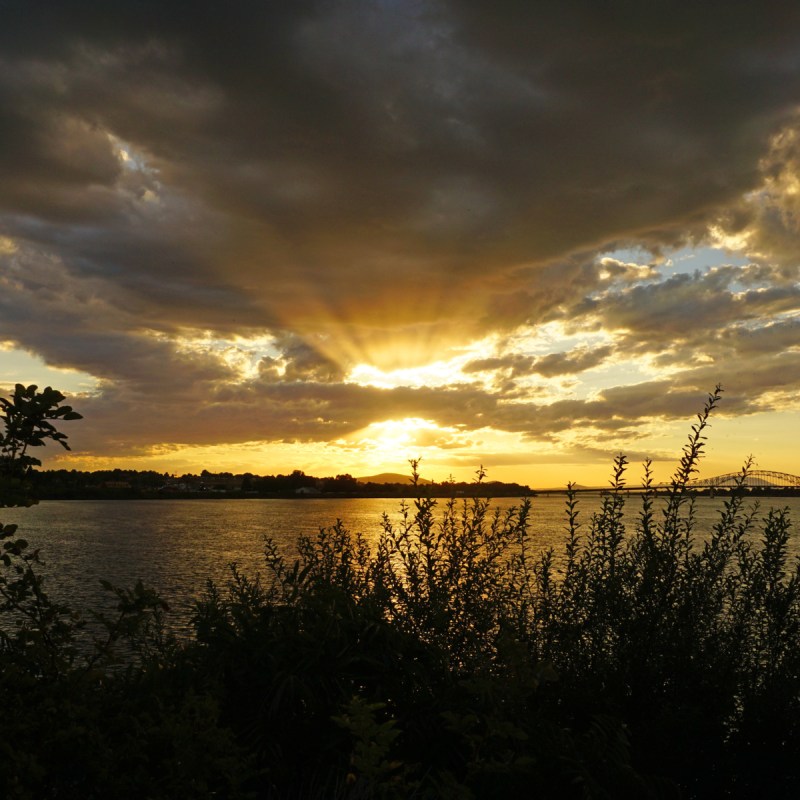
4 479 799 798
30 485 800 501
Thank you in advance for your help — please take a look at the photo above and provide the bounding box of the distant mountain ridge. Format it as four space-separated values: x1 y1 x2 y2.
357 472 433 485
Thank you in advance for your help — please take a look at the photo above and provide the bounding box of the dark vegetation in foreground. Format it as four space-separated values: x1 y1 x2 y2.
1 384 799 798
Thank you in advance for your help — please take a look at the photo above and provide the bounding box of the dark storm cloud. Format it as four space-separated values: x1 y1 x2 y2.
718 318 800 356
464 345 613 378
2 0 800 457
0 244 237 392
571 267 800 344
4 2 800 301
530 347 614 378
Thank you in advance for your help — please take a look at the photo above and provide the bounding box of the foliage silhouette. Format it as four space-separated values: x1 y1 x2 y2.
0 383 81 508
0 383 798 798
0 386 250 797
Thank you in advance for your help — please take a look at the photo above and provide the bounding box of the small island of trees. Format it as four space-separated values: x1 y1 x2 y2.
27 466 534 500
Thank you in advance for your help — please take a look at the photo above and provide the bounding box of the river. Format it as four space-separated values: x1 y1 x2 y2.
7 493 800 636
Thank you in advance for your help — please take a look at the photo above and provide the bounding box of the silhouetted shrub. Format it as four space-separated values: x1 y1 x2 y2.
1 384 798 798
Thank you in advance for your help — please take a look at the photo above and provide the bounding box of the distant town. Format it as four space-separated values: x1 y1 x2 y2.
27 468 535 500
26 468 800 500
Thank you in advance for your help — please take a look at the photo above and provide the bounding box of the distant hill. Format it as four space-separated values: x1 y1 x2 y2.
535 484 592 492
357 472 433 485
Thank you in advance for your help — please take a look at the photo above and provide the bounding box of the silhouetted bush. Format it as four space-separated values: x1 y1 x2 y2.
1 384 798 798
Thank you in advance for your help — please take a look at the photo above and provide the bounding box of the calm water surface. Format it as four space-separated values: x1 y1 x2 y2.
10 494 800 632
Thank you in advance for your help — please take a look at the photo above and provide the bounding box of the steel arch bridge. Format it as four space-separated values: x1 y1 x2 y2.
688 470 800 488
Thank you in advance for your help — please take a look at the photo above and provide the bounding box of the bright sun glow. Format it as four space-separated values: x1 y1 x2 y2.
347 361 466 389
345 335 497 389
353 417 441 451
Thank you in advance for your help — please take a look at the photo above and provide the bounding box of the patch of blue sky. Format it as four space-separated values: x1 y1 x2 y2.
661 245 750 276
602 244 749 278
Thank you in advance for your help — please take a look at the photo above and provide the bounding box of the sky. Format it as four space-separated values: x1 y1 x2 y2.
1 0 800 488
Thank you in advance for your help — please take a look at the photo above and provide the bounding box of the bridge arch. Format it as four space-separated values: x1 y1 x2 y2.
688 470 800 488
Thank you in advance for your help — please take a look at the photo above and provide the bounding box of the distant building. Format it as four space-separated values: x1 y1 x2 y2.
103 481 131 489
208 475 242 492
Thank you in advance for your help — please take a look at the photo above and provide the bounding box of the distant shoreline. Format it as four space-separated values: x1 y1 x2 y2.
31 486 800 501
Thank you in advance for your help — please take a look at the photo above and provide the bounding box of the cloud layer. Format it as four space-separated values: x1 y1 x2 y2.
1 1 799 477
